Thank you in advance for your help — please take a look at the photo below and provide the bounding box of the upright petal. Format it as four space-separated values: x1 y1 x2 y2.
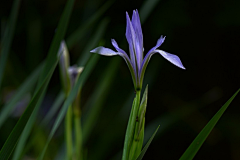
145 36 165 57
111 39 128 56
126 12 137 70
90 46 118 56
111 39 138 87
132 10 143 67
155 49 186 69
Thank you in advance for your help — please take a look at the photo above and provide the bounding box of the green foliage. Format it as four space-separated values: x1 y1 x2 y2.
0 0 21 89
180 89 240 160
136 125 160 160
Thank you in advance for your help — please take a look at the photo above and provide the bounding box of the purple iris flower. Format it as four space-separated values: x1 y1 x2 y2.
91 10 185 90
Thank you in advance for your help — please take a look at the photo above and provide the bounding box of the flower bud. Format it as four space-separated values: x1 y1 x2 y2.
58 41 71 95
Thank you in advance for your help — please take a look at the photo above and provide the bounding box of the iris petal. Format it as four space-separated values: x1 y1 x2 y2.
90 47 118 56
155 49 186 69
132 10 143 69
126 12 137 70
111 39 128 55
145 36 165 57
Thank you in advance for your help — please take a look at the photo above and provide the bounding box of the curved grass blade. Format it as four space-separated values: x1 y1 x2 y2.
38 54 99 160
82 57 120 143
0 0 21 89
179 89 240 160
66 0 113 48
38 0 75 85
0 63 43 129
136 125 160 160
0 60 58 160
77 18 109 66
41 92 65 125
139 0 162 23
40 19 108 127
12 95 45 160
7 0 76 159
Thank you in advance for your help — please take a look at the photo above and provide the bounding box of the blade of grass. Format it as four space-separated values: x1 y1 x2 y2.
139 0 162 23
38 54 99 160
41 18 108 127
41 92 65 125
179 89 240 160
82 57 120 143
66 0 113 48
6 0 76 159
0 0 21 90
136 125 160 160
16 13 107 159
0 60 58 160
0 63 43 129
37 0 75 85
12 92 46 160
77 18 109 66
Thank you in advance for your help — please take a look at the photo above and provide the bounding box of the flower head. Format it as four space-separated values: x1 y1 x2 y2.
91 10 185 90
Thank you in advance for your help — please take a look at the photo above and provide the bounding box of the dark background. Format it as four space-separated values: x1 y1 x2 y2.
1 0 240 159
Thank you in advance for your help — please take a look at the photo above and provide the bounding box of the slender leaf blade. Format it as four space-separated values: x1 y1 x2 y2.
0 60 58 160
180 89 240 160
0 63 43 129
38 54 99 160
136 125 160 160
38 0 75 85
4 0 76 158
41 92 65 125
0 0 21 89
66 0 113 48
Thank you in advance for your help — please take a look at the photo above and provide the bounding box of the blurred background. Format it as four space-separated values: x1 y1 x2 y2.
1 0 240 159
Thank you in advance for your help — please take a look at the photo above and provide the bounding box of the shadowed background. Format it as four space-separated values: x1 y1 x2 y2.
1 0 240 159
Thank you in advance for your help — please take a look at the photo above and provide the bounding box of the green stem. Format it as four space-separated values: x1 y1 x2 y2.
122 90 141 160
74 114 82 160
73 88 82 160
65 105 73 160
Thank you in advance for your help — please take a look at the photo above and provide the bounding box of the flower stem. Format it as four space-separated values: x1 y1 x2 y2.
73 88 82 160
122 90 141 160
74 114 82 160
65 105 73 160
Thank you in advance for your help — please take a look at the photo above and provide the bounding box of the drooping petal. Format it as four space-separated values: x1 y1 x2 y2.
126 12 137 70
132 10 143 69
90 46 118 56
139 46 185 90
155 49 186 69
138 36 166 85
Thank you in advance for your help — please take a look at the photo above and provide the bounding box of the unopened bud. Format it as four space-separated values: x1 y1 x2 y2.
58 40 71 95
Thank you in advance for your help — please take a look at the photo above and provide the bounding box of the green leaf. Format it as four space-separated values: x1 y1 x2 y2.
41 92 65 125
37 0 75 85
0 60 58 160
179 89 240 160
77 18 109 66
2 0 76 159
38 54 99 160
136 125 160 160
0 63 43 129
139 0 162 23
82 57 120 143
12 93 45 160
66 0 113 48
0 0 21 89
